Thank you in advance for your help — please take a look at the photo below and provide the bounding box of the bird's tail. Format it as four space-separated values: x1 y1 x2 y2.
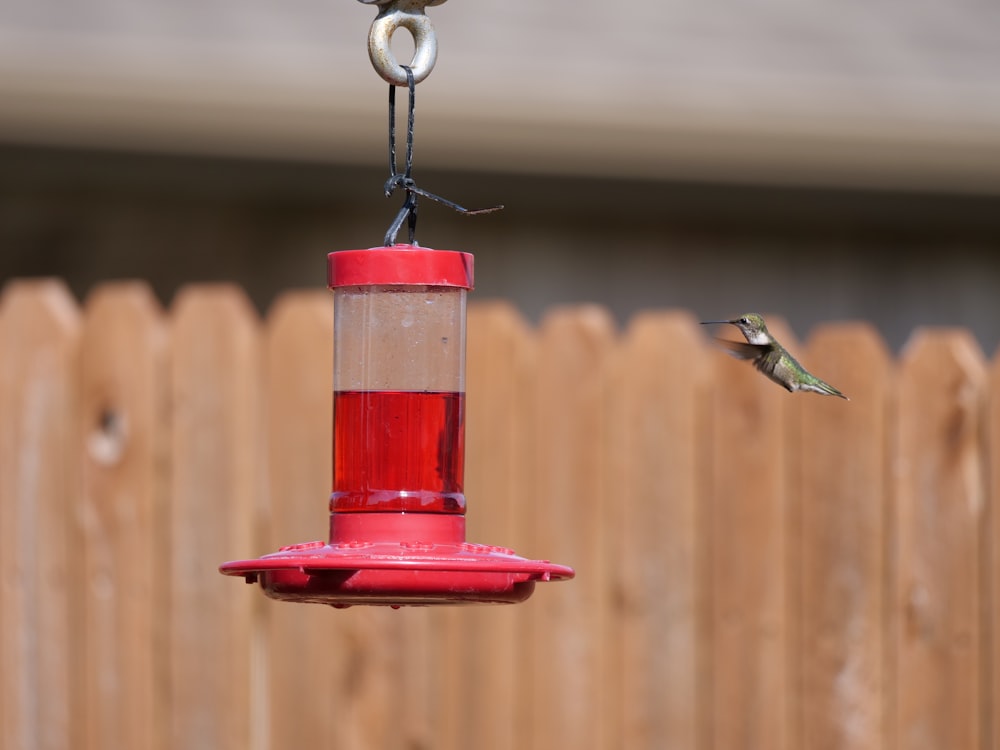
809 377 849 400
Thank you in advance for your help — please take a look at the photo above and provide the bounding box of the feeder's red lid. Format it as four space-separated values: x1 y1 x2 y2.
329 245 474 289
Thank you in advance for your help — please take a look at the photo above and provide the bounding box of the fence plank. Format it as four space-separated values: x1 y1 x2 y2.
991 345 1000 750
263 291 409 750
614 311 707 750
528 305 616 750
0 280 81 750
893 329 986 750
78 283 167 750
706 317 792 750
794 323 890 750
168 285 261 750
262 291 339 747
444 300 539 750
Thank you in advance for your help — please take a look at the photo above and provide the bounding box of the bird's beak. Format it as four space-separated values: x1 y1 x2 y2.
700 319 735 326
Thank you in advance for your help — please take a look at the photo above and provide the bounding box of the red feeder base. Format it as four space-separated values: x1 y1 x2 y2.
219 513 574 608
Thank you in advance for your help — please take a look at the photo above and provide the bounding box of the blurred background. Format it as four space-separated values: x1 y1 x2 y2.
2 0 1000 350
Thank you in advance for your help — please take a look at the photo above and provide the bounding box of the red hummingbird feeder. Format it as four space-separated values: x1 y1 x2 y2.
220 0 572 606
219 245 574 606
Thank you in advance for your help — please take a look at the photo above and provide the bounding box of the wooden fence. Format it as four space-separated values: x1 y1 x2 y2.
0 278 997 750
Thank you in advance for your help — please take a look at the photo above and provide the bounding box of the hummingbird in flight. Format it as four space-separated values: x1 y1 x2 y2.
701 313 848 399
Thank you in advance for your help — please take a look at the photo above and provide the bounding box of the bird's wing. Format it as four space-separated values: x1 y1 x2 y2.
712 338 769 361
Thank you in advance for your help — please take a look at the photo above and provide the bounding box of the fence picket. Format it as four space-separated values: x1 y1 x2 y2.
263 291 422 750
893 329 986 750
0 280 81 750
262 291 343 747
167 285 261 750
615 311 707 750
529 305 616 750
706 317 792 750
443 301 540 750
991 345 1000 750
795 323 890 750
78 282 166 750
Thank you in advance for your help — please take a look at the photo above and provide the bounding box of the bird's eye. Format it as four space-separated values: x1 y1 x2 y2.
739 317 749 325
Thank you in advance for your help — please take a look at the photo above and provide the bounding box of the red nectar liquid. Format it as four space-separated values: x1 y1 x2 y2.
331 390 466 513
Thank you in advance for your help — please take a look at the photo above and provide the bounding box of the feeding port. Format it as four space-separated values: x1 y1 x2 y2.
219 245 574 606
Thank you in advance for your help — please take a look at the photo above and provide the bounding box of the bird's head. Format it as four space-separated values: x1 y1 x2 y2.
701 312 771 344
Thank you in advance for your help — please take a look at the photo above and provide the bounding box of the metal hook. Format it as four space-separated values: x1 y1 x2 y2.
360 0 448 86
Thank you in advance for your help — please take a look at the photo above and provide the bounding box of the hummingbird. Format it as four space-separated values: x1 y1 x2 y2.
701 313 848 399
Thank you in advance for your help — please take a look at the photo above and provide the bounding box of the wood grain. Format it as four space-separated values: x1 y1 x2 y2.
616 310 707 750
167 285 261 750
79 282 166 750
705 316 793 750
893 329 986 750
795 323 890 750
528 305 616 750
0 280 81 750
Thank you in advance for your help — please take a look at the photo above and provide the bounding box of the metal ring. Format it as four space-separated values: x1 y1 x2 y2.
368 7 438 86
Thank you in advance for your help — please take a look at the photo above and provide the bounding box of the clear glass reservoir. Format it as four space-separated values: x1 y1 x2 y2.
327 246 473 515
